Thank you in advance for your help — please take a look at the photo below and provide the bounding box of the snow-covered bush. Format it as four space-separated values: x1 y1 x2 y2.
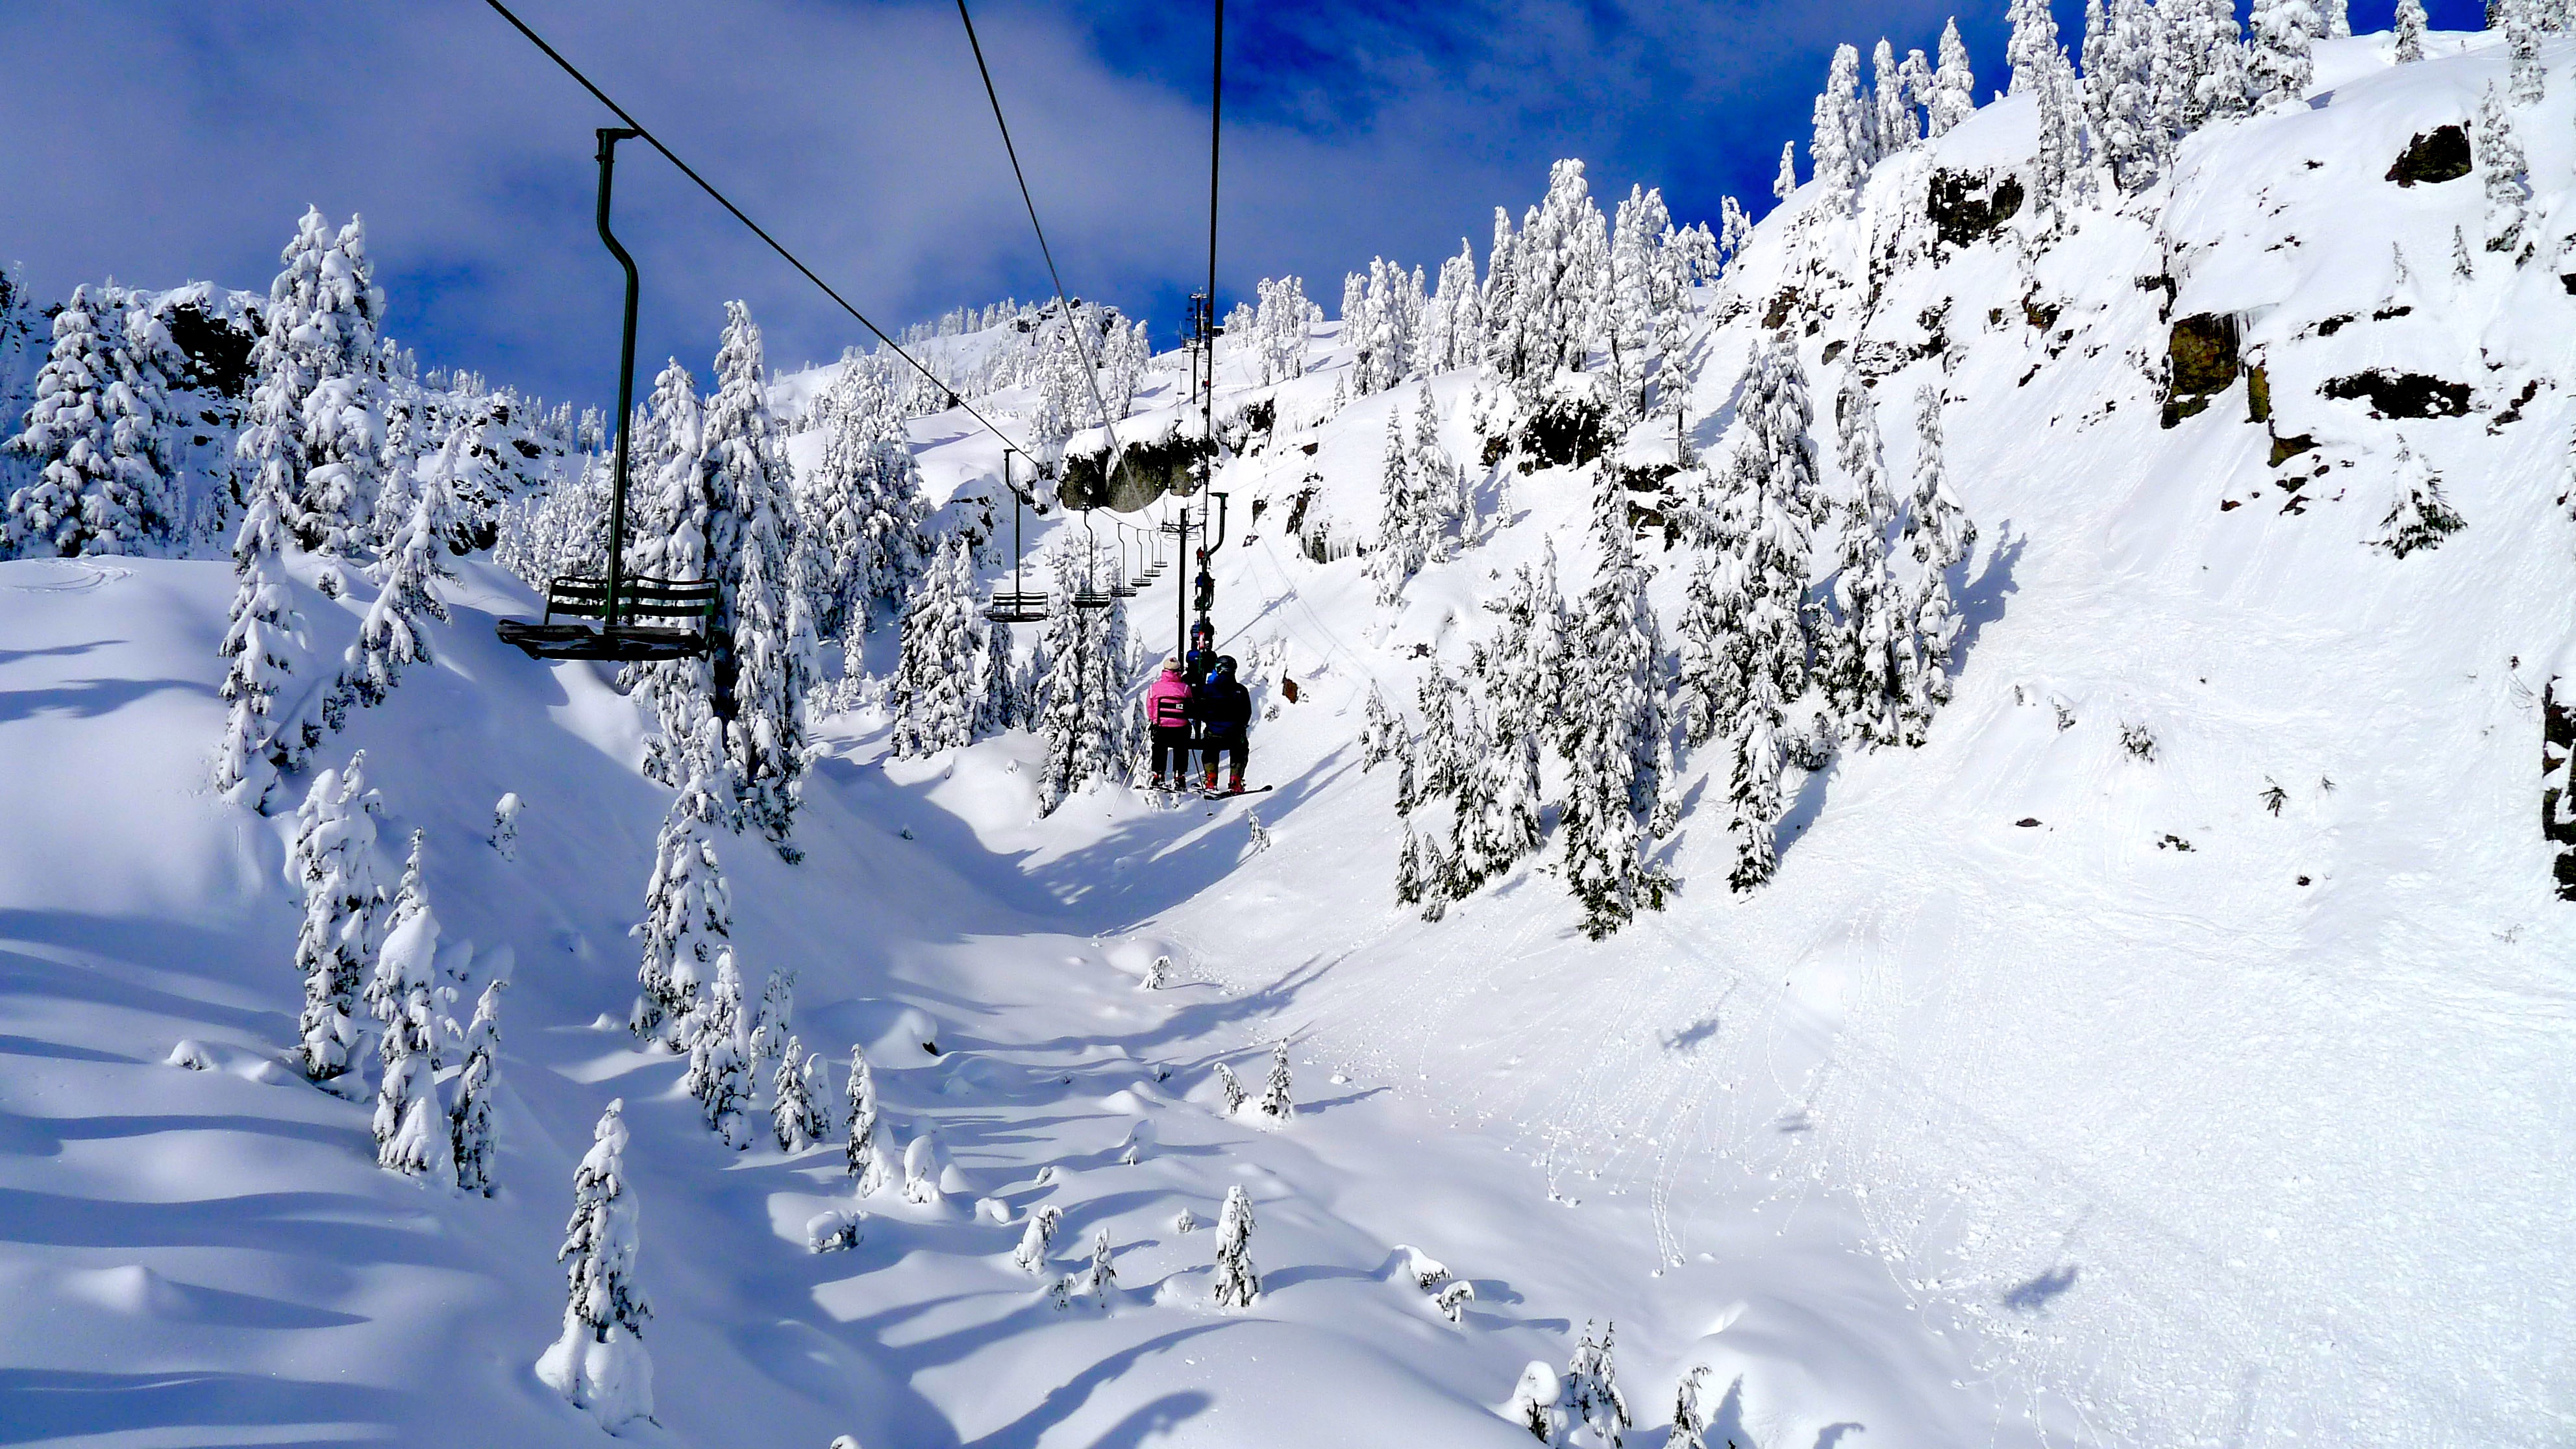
1212 1184 1259 1308
1011 1203 1061 1274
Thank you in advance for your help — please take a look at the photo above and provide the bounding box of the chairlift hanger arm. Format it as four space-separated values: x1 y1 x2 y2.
478 0 1024 459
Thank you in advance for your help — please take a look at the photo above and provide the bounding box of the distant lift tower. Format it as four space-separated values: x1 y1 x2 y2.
1183 291 1218 413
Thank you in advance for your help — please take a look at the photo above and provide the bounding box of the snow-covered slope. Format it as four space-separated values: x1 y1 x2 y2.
1 26 2570 1449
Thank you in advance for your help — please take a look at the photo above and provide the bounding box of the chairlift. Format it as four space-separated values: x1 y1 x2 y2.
1108 524 1141 599
497 129 717 663
1069 511 1115 611
984 452 1049 623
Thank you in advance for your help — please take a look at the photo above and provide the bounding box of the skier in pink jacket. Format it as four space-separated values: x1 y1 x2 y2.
1145 658 1195 790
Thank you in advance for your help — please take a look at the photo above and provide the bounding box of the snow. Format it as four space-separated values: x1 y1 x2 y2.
2 25 2571 1449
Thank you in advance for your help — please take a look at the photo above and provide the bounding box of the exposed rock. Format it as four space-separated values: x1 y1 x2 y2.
2384 125 2471 188
1927 168 2026 249
2318 370 2472 418
2161 312 2240 427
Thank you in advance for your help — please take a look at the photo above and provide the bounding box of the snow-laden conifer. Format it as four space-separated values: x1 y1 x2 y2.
1254 275 1312 384
1900 388 1974 739
1507 1362 1566 1442
214 475 310 805
748 969 792 1094
1773 142 1798 202
2479 84 2532 255
1725 668 1789 892
1670 1365 1715 1449
630 360 721 793
845 1043 886 1193
1565 1321 1633 1448
773 1036 824 1152
704 303 818 855
1822 373 1905 749
293 214 386 559
2393 0 2428 60
2321 0 2351 37
1557 469 1676 938
6 285 119 556
2248 0 2318 106
1511 160 1612 388
491 793 522 861
1012 1203 1061 1274
802 357 926 638
1259 1041 1294 1121
1213 1061 1247 1115
538 1099 654 1431
451 979 503 1196
1674 547 1740 750
1212 1184 1260 1308
681 950 754 1148
1031 528 1133 815
336 423 462 715
1085 1227 1117 1304
2007 0 2063 91
290 756 384 1084
2031 49 2093 229
1811 47 1866 217
2508 0 2546 104
1929 19 1977 136
1361 687 1403 770
2371 437 2465 557
1606 186 1668 423
1731 332 1821 710
1874 40 1915 153
630 756 731 1043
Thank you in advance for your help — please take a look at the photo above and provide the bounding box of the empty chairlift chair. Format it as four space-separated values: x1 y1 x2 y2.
496 127 719 663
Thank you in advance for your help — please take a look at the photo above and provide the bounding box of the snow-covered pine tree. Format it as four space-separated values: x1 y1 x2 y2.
1606 186 1666 423
2031 48 2094 229
1670 1365 1715 1449
680 949 754 1148
2394 0 2428 60
630 756 732 1044
1674 543 1742 750
1454 679 1544 893
451 978 503 1196
1811 47 1866 217
1515 160 1613 388
1733 332 1821 707
1085 1227 1117 1302
1370 406 1424 608
1872 40 1913 155
1929 19 1977 136
371 955 451 1183
537 1099 654 1431
1900 386 1975 740
2371 436 2465 556
293 214 388 560
1822 372 1906 749
289 755 384 1084
772 1035 823 1152
1259 1040 1293 1121
1774 141 1799 202
979 617 1020 736
1565 1320 1633 1448
1415 665 1468 804
212 457 310 805
4 286 119 558
2508 0 2545 103
1031 528 1133 813
2185 0 2253 125
336 422 462 715
802 357 926 638
1212 1183 1259 1307
2479 83 2532 254
1362 687 1402 769
1012 1203 1061 1273
845 1043 886 1193
1557 467 1676 939
1725 665 1789 893
802 1049 837 1141
630 360 720 787
889 533 989 756
748 968 792 1095
2007 0 2064 91
1255 275 1311 384
703 303 817 855
1394 824 1427 906
2099 0 2169 192
2248 0 2318 106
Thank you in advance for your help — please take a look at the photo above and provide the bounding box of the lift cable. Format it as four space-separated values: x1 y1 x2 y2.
479 0 1034 473
952 0 1122 469
1202 0 1224 449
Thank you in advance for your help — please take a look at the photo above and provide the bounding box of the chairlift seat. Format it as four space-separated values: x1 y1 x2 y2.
497 575 717 661
1069 588 1115 611
985 589 1050 623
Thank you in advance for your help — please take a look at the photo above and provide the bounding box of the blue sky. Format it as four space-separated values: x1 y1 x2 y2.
0 0 2487 416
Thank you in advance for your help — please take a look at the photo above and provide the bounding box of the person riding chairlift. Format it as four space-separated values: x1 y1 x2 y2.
1145 657 1195 791
1194 654 1252 795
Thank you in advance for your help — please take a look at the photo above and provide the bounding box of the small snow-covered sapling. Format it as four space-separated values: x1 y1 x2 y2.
1259 1040 1293 1121
1435 1279 1476 1324
1393 1244 1448 1289
1213 1062 1246 1115
1143 954 1172 990
1669 1365 1714 1449
2261 778 2288 816
1213 1184 1259 1308
1085 1227 1117 1302
845 1045 885 1193
773 1035 820 1153
451 979 503 1196
166 1039 214 1071
1246 810 1270 852
902 1132 943 1204
1172 1206 1197 1234
1012 1204 1061 1274
490 793 522 861
1565 1320 1631 1448
1505 1361 1563 1443
806 1208 864 1253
